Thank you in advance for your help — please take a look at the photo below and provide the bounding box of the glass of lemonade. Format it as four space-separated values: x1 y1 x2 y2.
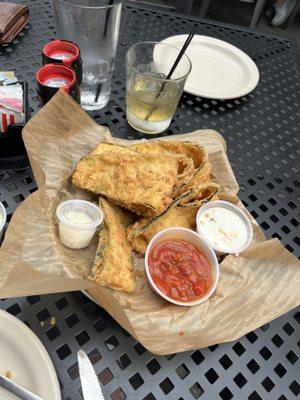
125 41 191 134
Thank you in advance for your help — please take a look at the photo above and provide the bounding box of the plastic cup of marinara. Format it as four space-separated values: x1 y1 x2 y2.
145 227 219 307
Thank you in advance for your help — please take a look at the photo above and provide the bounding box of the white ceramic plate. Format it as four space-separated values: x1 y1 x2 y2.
157 35 259 99
0 310 61 400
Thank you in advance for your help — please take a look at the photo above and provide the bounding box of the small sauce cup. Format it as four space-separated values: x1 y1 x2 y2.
56 199 103 249
145 227 219 307
196 200 253 256
0 201 6 240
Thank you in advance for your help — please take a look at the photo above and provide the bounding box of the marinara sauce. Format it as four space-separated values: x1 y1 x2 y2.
148 239 212 302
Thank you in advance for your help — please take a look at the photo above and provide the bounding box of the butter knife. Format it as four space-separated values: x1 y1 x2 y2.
77 350 105 400
0 373 45 400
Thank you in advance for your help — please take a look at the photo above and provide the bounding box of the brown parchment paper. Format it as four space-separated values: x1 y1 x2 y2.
0 91 299 355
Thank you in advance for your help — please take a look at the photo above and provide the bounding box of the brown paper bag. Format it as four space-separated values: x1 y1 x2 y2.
0 91 299 355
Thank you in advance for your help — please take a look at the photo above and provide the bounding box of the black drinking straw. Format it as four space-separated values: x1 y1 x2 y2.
95 0 114 103
145 25 197 121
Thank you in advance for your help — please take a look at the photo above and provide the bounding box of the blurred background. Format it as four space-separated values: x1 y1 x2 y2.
128 0 300 44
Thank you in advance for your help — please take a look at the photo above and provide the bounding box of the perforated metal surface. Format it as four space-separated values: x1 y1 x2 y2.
0 291 299 400
0 1 299 399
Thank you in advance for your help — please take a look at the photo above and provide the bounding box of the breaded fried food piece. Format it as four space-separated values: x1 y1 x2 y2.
90 142 135 156
72 152 179 217
90 141 194 194
132 140 201 162
127 183 219 255
175 155 211 196
132 140 211 196
132 141 195 188
89 198 135 293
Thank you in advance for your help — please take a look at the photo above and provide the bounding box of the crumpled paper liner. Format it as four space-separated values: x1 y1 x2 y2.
0 91 299 355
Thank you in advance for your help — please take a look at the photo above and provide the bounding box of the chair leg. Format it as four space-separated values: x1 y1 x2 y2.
176 0 194 15
198 0 212 18
250 0 268 27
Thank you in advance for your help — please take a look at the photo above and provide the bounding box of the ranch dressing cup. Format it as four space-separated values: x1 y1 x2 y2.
196 200 253 256
0 201 6 240
56 200 103 249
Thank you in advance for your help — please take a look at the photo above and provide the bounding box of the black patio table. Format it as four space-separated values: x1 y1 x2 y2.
0 1 299 399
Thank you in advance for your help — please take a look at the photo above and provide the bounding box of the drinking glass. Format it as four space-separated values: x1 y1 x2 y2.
126 41 191 134
51 0 122 110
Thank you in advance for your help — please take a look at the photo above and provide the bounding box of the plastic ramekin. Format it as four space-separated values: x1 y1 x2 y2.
56 199 103 249
196 200 253 256
145 227 219 307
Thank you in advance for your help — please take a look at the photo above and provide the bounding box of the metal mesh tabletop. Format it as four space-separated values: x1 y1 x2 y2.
0 1 299 399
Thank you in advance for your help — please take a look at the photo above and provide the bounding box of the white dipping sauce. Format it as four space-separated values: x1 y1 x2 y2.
64 211 93 225
44 77 68 88
198 207 248 252
56 199 103 250
59 211 94 249
50 52 73 60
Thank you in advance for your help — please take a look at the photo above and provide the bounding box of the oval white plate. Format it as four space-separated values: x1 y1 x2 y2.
157 35 259 99
0 310 61 400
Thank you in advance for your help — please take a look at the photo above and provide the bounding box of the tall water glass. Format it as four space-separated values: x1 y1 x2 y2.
51 0 122 110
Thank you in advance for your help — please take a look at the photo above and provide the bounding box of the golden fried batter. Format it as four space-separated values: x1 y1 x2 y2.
132 141 196 188
72 152 179 217
132 140 211 196
127 183 219 255
90 142 134 156
89 198 135 293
